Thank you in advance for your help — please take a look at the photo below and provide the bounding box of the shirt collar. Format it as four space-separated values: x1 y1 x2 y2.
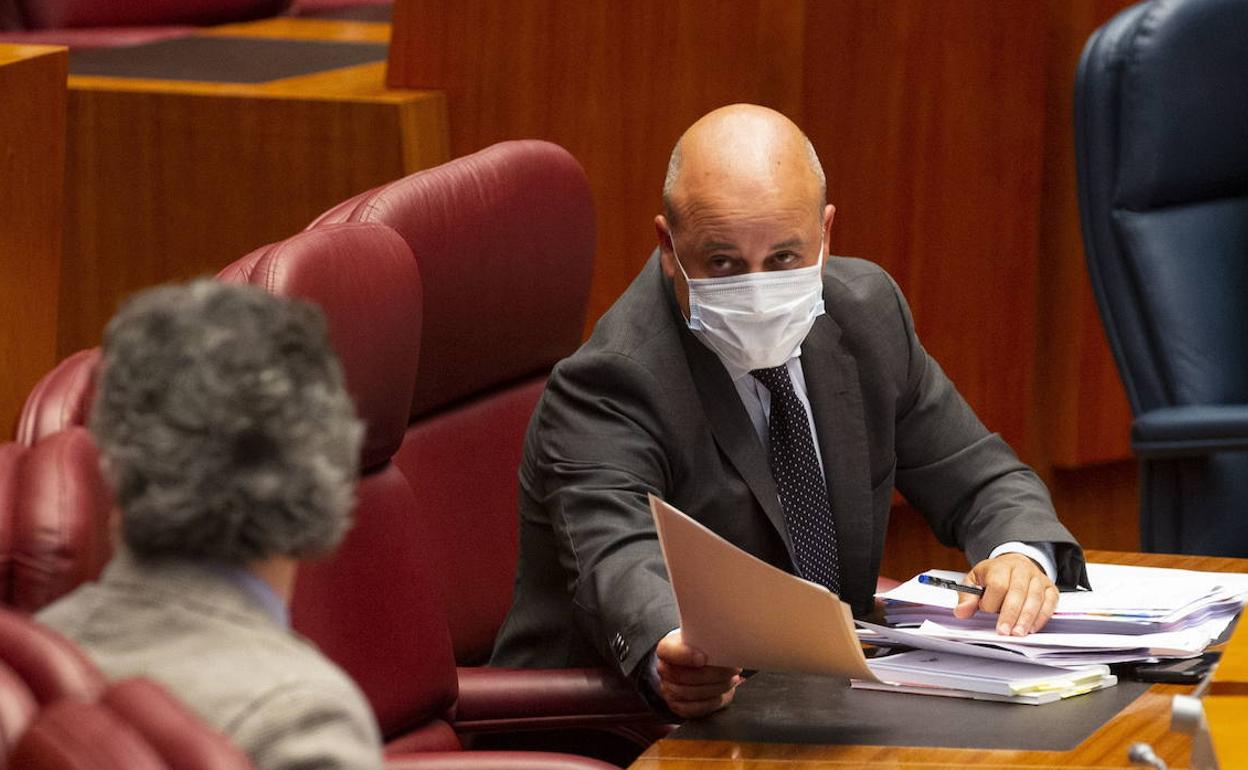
210 565 290 628
718 345 804 383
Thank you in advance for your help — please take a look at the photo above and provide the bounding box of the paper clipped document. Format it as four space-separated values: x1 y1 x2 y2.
649 494 877 680
857 649 1117 705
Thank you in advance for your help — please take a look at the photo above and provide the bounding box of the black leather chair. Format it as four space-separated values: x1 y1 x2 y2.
1076 0 1248 555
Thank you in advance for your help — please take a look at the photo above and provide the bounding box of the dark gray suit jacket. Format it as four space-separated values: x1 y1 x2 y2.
491 253 1086 681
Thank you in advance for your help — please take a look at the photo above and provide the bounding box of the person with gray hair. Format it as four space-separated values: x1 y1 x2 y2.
38 279 384 770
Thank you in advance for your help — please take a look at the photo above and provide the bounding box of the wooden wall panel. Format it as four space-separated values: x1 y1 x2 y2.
802 1 1049 456
387 0 809 326
1034 0 1136 469
387 0 1149 553
0 45 66 438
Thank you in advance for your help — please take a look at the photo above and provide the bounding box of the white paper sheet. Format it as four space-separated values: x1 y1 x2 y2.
879 563 1248 614
914 620 1213 657
649 494 877 680
857 620 1164 666
851 674 1118 705
866 649 1110 695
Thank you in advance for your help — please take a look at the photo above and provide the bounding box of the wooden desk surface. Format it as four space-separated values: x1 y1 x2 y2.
630 550 1248 770
1204 695 1248 768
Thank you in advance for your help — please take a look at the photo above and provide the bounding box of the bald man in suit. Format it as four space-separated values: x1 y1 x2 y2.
492 105 1087 718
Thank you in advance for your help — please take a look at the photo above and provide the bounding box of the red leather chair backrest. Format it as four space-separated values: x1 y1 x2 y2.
16 349 99 447
12 0 288 28
293 467 462 747
217 223 419 472
0 429 112 613
0 605 105 705
101 679 255 769
0 660 38 758
391 381 547 664
309 139 595 418
309 140 596 664
217 223 460 744
9 699 167 770
10 679 254 769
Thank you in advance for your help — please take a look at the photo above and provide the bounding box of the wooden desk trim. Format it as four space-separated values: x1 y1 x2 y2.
630 550 1248 770
202 17 392 43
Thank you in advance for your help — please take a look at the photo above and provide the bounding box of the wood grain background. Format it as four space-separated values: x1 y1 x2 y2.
0 45 67 439
387 0 1139 571
53 19 448 360
5 5 1144 568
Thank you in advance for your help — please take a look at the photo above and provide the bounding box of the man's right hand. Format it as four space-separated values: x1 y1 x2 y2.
654 629 742 718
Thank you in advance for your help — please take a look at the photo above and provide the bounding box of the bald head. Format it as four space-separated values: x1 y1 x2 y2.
662 104 826 227
655 105 835 318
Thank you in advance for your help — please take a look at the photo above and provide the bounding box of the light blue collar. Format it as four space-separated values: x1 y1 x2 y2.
212 565 290 628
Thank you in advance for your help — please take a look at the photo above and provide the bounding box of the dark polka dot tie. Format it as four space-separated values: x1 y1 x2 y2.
751 365 841 595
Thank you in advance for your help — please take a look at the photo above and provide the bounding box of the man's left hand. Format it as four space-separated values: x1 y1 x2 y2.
951 553 1058 636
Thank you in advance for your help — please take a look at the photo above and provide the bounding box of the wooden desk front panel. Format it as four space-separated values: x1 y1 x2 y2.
56 18 449 358
0 45 66 438
61 67 447 356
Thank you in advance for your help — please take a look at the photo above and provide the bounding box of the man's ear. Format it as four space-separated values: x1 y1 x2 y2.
822 204 836 256
656 214 692 321
656 214 677 280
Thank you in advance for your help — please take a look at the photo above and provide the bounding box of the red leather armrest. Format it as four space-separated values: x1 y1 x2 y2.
452 667 654 732
386 751 618 770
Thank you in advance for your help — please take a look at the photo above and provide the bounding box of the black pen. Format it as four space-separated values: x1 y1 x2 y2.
918 574 985 596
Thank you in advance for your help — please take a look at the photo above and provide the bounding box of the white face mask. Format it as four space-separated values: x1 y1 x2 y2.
671 234 826 373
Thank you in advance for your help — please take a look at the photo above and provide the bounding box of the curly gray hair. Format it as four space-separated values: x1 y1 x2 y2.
91 280 364 565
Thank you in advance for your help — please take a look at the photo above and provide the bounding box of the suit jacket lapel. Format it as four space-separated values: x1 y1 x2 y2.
670 300 794 556
801 314 876 610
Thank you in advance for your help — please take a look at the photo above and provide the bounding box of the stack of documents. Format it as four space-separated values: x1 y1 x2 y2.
647 495 1247 705
651 494 1118 705
856 649 1117 705
871 564 1248 667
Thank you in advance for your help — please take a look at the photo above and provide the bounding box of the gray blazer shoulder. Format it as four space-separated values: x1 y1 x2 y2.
37 553 383 770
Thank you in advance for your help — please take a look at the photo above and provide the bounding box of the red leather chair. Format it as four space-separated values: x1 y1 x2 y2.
0 606 104 706
0 429 112 612
0 0 289 48
307 142 665 759
22 146 591 641
216 223 622 769
11 678 255 769
3 224 613 770
0 660 37 759
308 140 596 666
218 222 433 741
14 350 98 449
0 605 98 762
